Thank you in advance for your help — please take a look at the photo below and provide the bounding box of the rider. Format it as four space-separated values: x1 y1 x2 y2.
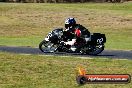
63 17 91 52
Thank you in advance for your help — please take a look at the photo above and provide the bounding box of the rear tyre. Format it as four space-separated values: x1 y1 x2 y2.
88 45 104 55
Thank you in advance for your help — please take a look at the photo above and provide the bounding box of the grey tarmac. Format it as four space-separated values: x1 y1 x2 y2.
0 46 132 59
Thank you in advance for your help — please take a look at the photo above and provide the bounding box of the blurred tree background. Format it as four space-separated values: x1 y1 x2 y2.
0 0 128 3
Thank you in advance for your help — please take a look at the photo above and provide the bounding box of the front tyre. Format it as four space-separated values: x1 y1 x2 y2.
39 40 57 53
39 40 47 52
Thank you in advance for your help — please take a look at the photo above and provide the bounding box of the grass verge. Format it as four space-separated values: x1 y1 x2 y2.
0 52 131 88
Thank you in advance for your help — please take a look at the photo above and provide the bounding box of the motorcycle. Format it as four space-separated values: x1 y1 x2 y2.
39 28 106 55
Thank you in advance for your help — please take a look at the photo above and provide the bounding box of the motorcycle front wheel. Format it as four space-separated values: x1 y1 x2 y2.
39 40 58 53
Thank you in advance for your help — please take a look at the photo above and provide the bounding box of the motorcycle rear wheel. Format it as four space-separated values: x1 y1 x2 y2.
88 45 104 55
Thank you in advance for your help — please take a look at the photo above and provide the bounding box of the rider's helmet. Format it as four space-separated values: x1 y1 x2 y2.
64 17 76 32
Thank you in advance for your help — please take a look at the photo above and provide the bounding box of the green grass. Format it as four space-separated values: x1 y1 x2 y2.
0 52 131 88
0 36 42 47
0 3 131 88
0 3 132 50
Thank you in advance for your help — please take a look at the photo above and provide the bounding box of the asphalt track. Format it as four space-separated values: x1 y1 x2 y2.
0 46 132 59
